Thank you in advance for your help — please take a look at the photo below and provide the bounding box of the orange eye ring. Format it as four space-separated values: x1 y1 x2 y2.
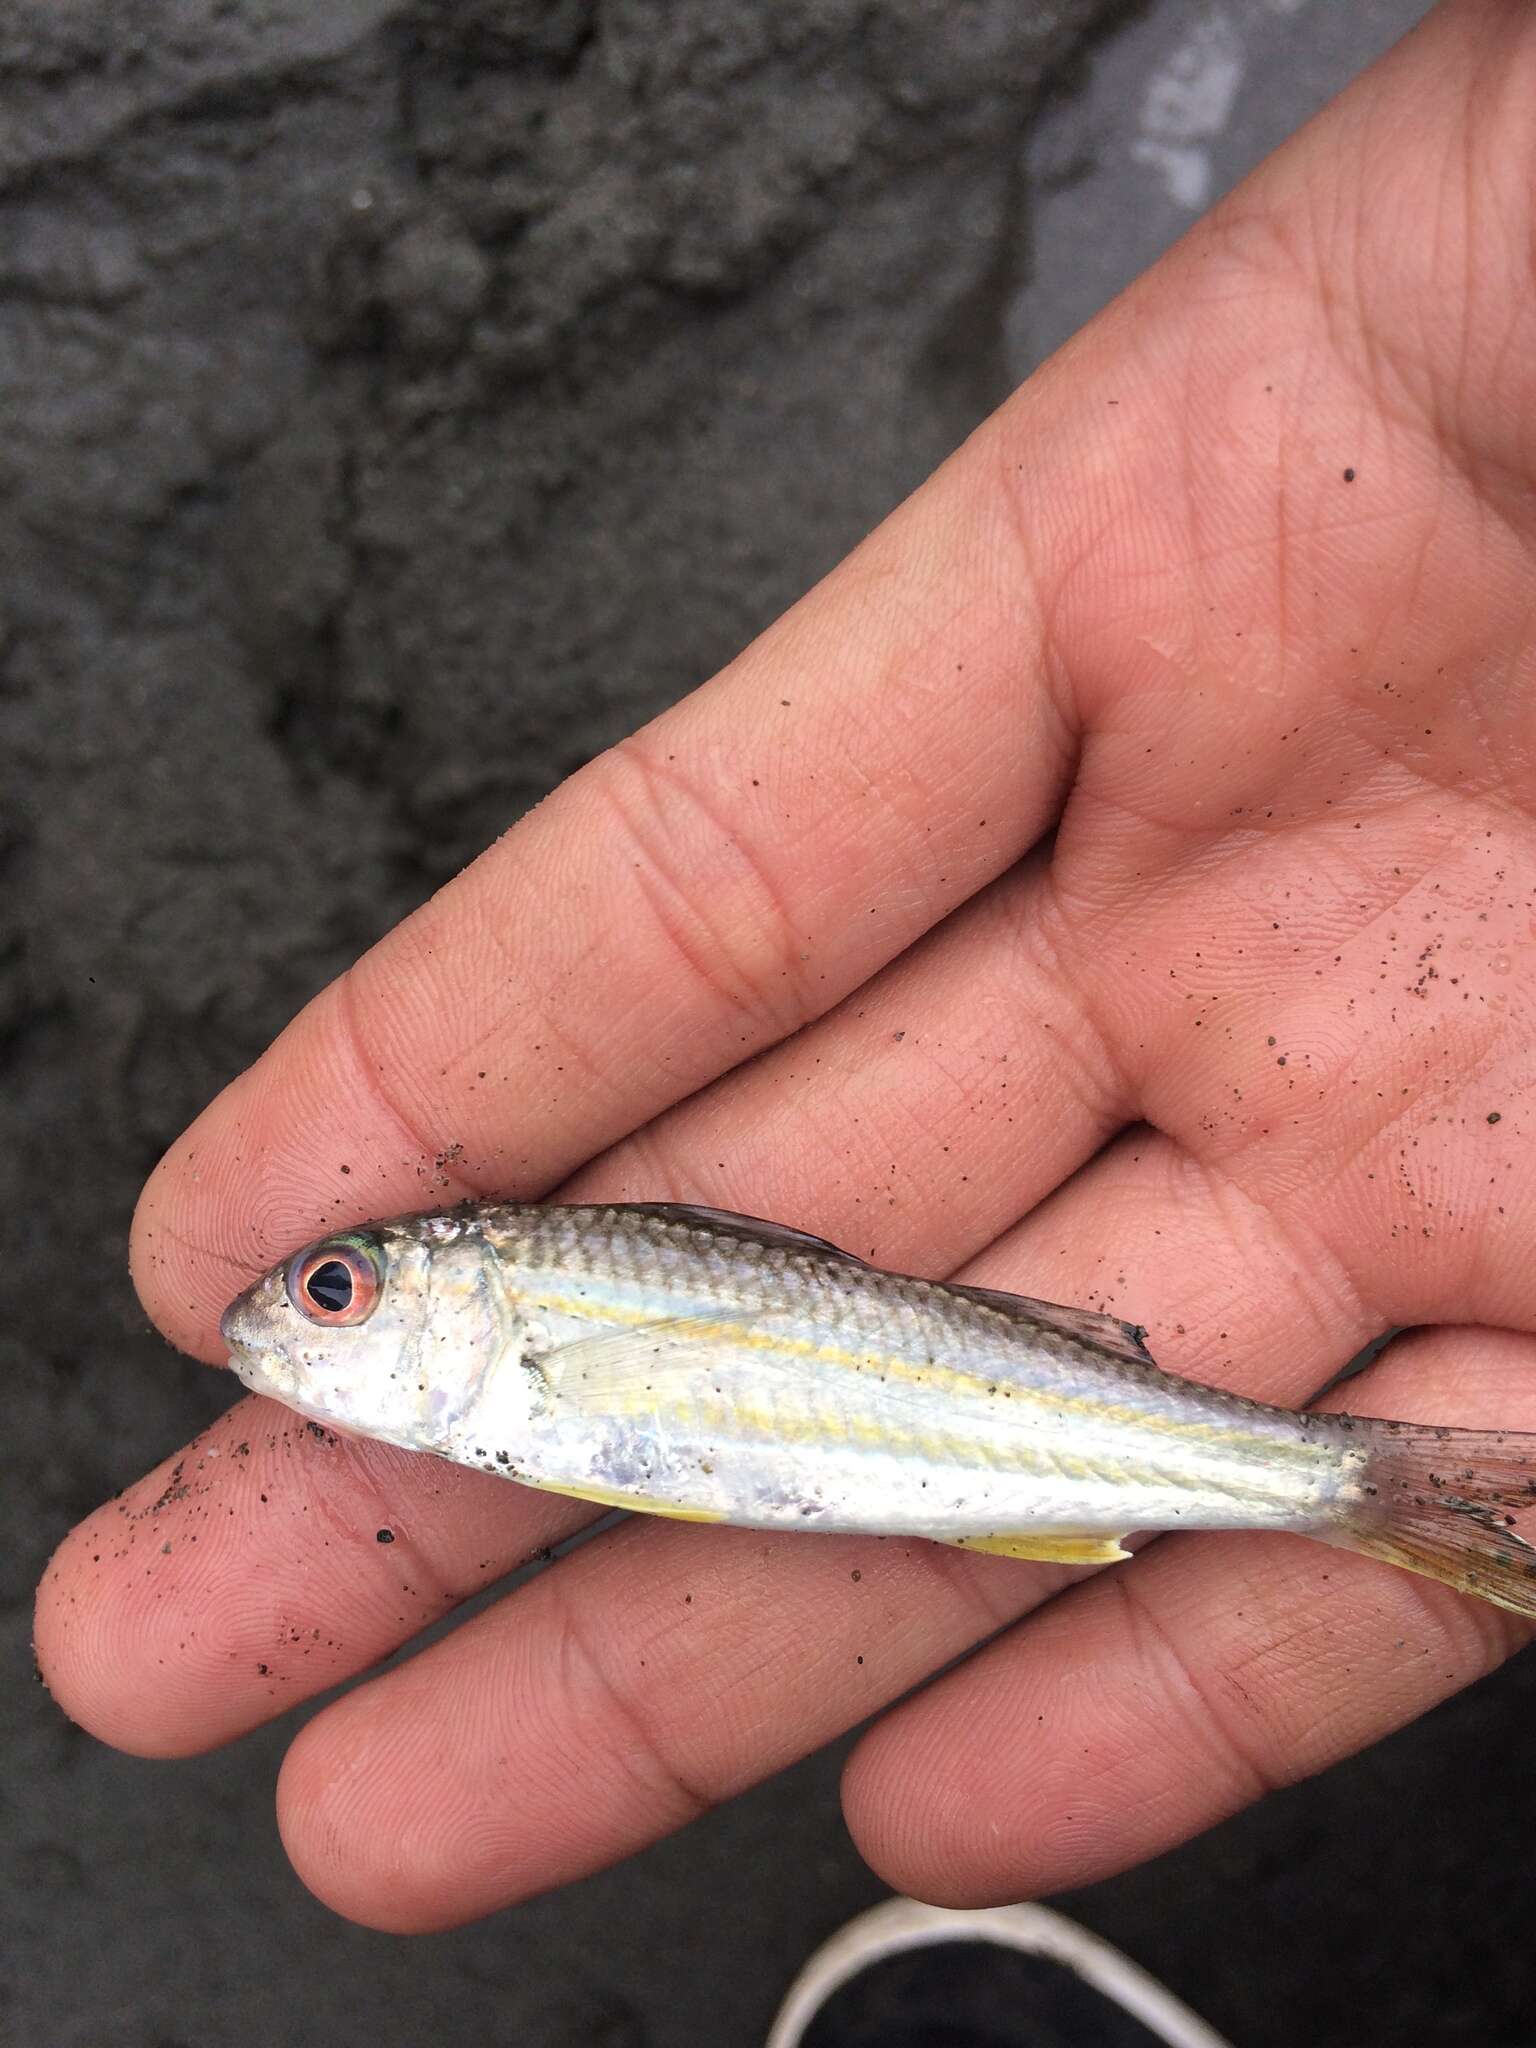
285 1236 385 1327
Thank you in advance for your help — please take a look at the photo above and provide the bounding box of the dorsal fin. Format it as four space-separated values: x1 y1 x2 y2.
596 1205 1152 1364
617 1202 870 1265
944 1280 1155 1367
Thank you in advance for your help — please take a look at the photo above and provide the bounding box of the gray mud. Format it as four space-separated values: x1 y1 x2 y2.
7 4 1530 2046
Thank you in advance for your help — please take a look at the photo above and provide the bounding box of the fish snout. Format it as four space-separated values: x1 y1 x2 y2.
218 1279 287 1381
218 1291 260 1355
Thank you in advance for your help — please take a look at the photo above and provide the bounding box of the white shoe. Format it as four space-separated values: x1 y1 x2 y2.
765 1895 1235 2047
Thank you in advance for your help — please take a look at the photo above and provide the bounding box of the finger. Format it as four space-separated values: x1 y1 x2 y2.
131 405 1080 1359
841 1323 1536 1908
560 853 1130 1269
264 1126 1382 1930
35 1398 591 1758
275 1519 1007 1933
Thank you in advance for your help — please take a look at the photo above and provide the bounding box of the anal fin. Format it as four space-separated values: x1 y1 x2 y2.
515 1471 724 1523
944 1532 1131 1564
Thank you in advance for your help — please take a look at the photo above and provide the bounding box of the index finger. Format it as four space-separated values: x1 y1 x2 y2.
134 401 1081 1360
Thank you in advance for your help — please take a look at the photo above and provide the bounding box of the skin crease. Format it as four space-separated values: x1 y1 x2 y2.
33 0 1536 1933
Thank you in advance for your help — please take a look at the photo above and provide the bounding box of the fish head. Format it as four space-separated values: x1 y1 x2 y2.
220 1213 503 1453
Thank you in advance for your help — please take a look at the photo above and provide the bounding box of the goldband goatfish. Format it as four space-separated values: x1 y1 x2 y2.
220 1200 1536 1612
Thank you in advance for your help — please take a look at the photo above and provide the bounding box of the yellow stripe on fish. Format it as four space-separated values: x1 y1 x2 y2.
526 1287 1322 1471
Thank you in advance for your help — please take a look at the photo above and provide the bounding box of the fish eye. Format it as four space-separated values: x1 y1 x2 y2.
286 1235 385 1328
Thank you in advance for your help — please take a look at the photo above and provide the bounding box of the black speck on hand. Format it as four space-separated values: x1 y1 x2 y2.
376 1528 395 1544
1487 1111 1502 1124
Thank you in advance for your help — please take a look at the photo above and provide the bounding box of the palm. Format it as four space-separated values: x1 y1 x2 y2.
38 2 1536 1930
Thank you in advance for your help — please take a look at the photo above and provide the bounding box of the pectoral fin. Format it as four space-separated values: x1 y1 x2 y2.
538 1312 763 1411
944 1532 1132 1564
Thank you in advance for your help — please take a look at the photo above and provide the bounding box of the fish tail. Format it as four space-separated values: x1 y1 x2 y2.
1330 1421 1536 1618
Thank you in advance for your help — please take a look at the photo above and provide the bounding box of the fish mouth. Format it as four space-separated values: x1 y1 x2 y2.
218 1301 289 1397
222 1339 281 1394
219 1307 255 1374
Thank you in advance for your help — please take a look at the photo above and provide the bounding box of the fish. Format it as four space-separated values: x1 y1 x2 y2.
219 1199 1536 1612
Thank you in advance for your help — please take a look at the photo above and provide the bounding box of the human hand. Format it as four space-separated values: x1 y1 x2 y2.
35 0 1536 1931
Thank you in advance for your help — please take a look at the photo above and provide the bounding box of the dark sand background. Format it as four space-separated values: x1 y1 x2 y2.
9 3 1534 2044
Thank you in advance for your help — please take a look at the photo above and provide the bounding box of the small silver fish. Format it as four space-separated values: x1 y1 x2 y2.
220 1200 1536 1611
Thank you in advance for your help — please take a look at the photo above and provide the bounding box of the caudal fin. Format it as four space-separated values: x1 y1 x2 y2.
1333 1422 1536 1618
